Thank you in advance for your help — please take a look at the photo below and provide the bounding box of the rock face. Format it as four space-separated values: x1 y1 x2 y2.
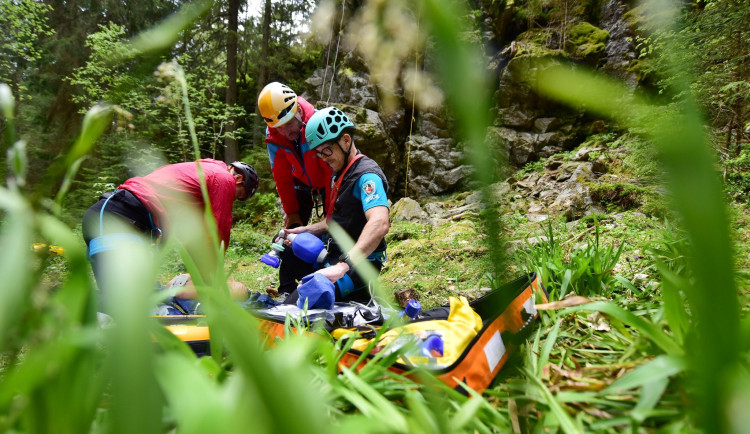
390 197 429 223
303 53 467 198
489 53 603 168
301 1 640 201
600 0 639 86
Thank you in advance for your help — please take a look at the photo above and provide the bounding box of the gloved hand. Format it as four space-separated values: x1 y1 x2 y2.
297 273 335 310
284 212 303 229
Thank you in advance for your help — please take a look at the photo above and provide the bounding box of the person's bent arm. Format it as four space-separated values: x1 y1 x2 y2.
316 205 389 283
268 144 300 216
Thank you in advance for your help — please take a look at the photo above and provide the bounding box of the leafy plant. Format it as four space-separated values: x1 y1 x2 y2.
516 219 624 298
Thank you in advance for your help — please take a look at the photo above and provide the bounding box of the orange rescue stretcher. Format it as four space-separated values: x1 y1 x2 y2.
155 273 547 394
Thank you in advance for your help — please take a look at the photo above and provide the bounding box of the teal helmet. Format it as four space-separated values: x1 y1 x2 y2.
305 106 354 149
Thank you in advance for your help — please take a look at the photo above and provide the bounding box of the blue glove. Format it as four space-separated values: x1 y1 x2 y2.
297 273 335 310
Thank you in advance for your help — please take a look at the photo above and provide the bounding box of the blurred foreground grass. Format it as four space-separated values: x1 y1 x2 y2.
3 0 750 432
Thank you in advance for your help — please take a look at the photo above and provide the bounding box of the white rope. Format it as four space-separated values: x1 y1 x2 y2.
404 8 420 198
326 0 346 105
319 26 334 101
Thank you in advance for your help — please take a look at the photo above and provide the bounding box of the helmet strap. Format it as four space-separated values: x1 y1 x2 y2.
337 134 353 159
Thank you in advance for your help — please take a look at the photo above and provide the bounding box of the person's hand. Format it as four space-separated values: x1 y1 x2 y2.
315 262 349 283
284 212 303 229
284 225 307 237
171 274 198 299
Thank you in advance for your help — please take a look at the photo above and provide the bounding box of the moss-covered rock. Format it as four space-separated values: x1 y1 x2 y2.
566 21 609 60
589 182 647 211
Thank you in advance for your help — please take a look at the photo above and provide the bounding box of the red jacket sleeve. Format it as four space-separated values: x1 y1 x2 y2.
271 148 300 215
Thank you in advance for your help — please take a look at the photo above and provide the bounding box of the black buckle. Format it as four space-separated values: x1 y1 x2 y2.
311 188 324 219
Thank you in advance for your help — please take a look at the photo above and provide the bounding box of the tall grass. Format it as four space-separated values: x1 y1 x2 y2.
516 220 625 299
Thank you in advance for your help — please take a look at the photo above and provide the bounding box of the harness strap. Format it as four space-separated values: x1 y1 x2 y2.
92 189 162 258
99 189 121 237
88 233 145 257
326 153 365 222
367 250 387 264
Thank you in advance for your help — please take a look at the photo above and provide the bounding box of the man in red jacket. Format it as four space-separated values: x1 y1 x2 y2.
82 160 258 308
258 82 333 294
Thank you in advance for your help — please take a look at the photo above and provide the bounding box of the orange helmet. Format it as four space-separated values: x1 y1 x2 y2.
257 82 298 128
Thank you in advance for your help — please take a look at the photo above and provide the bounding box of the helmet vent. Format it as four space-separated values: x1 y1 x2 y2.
304 106 354 150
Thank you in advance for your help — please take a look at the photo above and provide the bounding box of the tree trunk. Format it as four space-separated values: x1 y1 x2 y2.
223 0 240 163
255 0 273 145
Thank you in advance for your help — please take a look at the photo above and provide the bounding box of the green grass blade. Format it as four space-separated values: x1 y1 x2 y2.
539 319 561 377
419 0 504 281
614 275 639 293
448 390 486 432
525 368 584 434
404 390 441 433
54 104 113 207
0 83 15 156
603 355 686 393
154 353 242 433
631 377 669 423
0 188 34 350
340 368 408 430
102 240 163 434
561 301 682 355
561 269 572 296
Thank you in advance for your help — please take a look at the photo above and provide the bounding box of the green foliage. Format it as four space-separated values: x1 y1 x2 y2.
0 0 54 96
515 0 551 29
724 147 750 200
628 0 750 153
67 25 247 161
231 192 282 226
514 159 546 179
66 23 140 109
516 220 624 298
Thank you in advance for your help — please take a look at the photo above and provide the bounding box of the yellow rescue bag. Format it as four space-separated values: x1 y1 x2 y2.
350 296 482 368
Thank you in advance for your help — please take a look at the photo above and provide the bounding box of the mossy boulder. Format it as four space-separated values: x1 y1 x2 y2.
566 22 609 61
391 197 430 223
589 182 646 211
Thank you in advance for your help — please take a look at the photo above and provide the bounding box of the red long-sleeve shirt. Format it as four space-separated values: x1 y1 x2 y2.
119 159 236 248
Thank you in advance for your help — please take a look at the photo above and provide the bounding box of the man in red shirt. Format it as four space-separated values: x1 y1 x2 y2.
82 160 258 306
258 82 333 294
